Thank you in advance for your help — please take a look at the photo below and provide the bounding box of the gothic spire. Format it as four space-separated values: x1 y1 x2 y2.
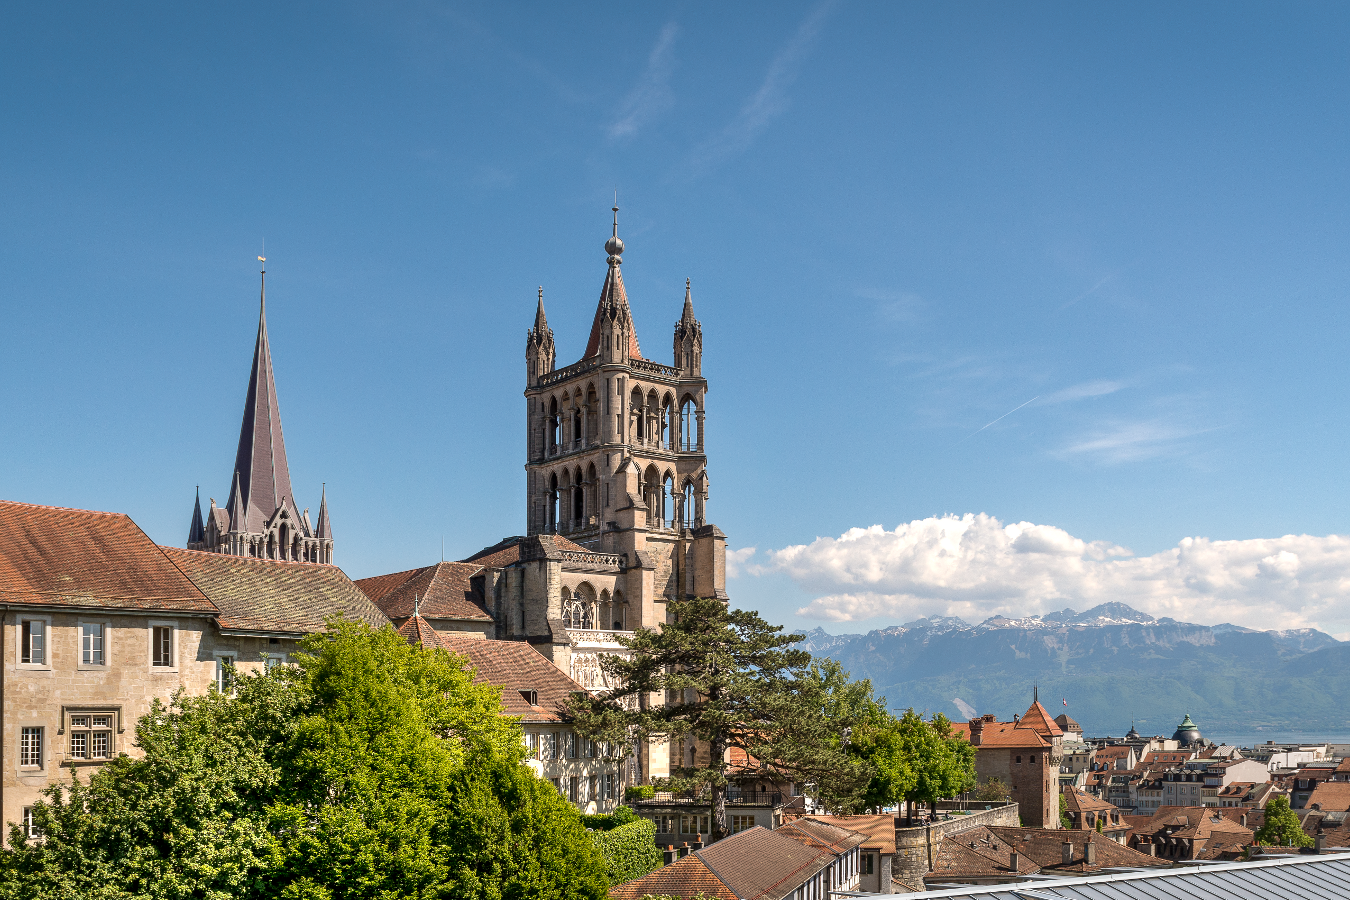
681 277 696 326
584 204 642 360
227 470 247 533
187 486 205 545
224 260 297 534
533 286 550 335
314 483 332 541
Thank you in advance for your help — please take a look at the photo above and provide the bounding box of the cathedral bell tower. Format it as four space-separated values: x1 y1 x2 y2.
523 207 728 606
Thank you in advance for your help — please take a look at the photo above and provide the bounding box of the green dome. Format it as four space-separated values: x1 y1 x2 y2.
1177 713 1197 729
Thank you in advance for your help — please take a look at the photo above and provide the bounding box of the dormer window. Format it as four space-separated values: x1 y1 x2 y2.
520 689 538 706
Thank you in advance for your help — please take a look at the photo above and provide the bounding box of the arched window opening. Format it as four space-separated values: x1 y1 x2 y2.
663 474 675 530
548 473 559 533
681 398 696 450
613 590 626 630
682 482 695 529
573 482 585 524
549 397 560 454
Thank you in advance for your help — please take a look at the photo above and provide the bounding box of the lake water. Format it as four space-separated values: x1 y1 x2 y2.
1204 733 1350 749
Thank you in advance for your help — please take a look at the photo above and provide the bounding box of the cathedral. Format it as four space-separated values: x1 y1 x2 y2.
181 209 728 781
186 262 333 564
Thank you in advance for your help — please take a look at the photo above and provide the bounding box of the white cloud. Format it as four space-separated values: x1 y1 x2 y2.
608 22 679 140
1041 380 1124 404
1058 419 1210 464
726 546 758 579
767 513 1350 633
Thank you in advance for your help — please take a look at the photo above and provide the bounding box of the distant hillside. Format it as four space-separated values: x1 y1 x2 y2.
798 603 1349 736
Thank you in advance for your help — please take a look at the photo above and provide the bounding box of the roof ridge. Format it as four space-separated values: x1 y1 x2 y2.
160 545 334 568
0 498 126 517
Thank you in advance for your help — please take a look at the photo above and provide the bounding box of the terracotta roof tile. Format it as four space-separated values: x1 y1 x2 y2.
435 633 585 724
396 615 456 651
462 534 594 569
1018 701 1064 737
1062 787 1120 815
0 500 214 613
696 826 836 900
162 547 387 633
353 561 491 621
927 826 1030 882
609 853 736 900
1308 782 1350 812
1054 713 1082 731
776 818 868 856
986 826 1167 871
802 814 897 854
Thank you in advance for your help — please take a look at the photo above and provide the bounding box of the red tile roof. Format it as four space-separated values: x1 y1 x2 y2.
0 500 214 613
609 853 736 900
927 826 1030 882
986 826 1167 872
696 826 837 900
435 633 585 724
162 547 388 633
802 814 896 854
1307 782 1350 812
353 561 491 621
462 534 594 568
1018 701 1064 737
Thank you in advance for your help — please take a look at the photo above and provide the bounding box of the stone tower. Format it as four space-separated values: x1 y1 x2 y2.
523 206 727 610
187 263 334 564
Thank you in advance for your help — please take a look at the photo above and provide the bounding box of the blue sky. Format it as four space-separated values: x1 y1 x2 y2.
4 2 1350 637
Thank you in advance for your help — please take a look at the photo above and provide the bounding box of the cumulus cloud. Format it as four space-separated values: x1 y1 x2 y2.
726 546 758 579
767 513 1350 633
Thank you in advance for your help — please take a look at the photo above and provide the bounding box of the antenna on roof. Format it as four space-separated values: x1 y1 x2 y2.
258 240 267 309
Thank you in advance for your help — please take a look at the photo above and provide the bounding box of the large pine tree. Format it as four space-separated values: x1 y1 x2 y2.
568 597 867 839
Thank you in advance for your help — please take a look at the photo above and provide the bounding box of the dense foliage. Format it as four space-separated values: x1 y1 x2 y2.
590 818 663 887
843 703 976 820
579 805 638 831
0 621 609 900
568 597 866 838
1255 796 1313 848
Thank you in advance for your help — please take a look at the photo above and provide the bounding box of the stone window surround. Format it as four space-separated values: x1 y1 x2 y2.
18 725 45 770
76 617 112 670
148 619 179 672
63 708 119 766
214 651 238 692
16 614 52 670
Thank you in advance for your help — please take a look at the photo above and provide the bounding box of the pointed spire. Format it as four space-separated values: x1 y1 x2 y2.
226 470 247 533
228 261 297 534
585 205 641 360
533 286 549 333
187 487 205 545
314 483 332 541
681 277 696 325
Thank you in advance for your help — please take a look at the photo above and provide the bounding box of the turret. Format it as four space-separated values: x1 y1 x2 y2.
674 278 702 376
526 287 555 385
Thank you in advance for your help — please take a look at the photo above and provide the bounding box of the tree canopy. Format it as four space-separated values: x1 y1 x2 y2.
0 621 609 900
846 707 976 819
567 597 867 838
1255 795 1314 848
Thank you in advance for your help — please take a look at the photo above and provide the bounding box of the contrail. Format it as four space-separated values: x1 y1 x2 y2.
963 396 1040 441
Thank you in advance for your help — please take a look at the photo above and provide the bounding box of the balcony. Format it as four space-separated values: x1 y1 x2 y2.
637 790 785 807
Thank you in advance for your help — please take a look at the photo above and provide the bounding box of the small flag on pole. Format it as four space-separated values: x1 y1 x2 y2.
258 256 266 262
1063 699 1068 707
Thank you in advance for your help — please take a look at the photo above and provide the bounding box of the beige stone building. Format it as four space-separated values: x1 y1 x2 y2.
0 499 387 842
357 207 731 784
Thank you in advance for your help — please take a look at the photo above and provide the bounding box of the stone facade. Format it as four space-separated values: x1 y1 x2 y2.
954 696 1065 831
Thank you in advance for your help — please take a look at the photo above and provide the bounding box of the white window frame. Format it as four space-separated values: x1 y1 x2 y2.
66 711 117 763
263 652 288 672
17 616 52 670
77 619 111 670
214 652 237 693
19 725 44 770
22 806 41 839
148 620 178 672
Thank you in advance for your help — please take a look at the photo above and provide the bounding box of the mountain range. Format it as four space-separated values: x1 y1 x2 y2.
797 603 1350 736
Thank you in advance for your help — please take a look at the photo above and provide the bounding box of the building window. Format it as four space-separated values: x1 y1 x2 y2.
264 653 287 672
20 726 43 768
81 623 106 666
731 815 755 834
565 733 576 759
22 807 41 839
215 654 236 693
583 739 595 758
69 715 114 760
524 733 538 755
1016 756 1022 764
586 775 596 803
568 776 578 802
604 773 616 800
864 853 875 875
20 620 46 665
681 815 709 835
152 626 174 667
654 815 676 834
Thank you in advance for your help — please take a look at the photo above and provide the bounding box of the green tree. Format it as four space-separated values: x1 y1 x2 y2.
0 621 609 900
974 777 1011 804
590 818 663 886
1059 793 1072 829
568 597 865 839
1255 796 1313 848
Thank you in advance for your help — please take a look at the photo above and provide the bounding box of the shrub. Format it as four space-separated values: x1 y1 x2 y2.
580 806 639 831
625 784 655 802
592 818 664 886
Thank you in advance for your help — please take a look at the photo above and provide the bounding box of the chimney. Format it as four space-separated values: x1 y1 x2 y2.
970 718 985 746
1085 840 1097 866
1145 842 1156 857
1009 851 1019 872
1316 827 1326 854
663 845 676 865
693 836 705 851
679 842 690 858
1062 840 1073 866
1240 813 1247 828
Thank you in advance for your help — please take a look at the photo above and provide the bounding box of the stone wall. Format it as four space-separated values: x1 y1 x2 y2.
892 803 1020 890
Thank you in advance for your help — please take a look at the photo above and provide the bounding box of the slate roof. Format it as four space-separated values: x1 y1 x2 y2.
353 561 491 621
1308 782 1350 812
0 500 215 613
1055 713 1082 732
161 546 387 634
225 286 301 535
985 826 1166 873
802 814 897 853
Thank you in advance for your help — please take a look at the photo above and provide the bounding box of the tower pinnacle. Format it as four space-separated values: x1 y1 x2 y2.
605 202 624 261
